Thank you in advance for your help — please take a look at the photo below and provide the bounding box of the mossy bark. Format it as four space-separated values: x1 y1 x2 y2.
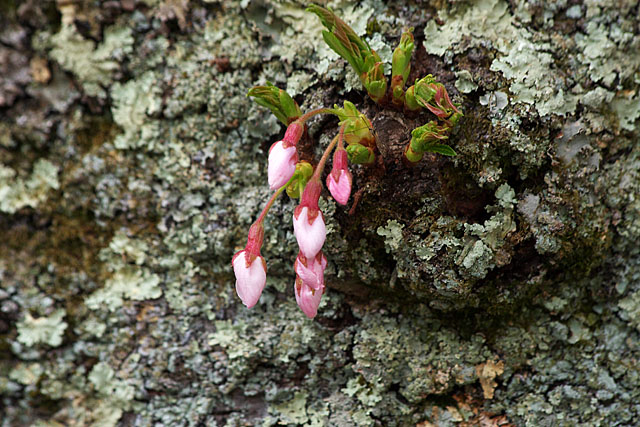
1 0 640 425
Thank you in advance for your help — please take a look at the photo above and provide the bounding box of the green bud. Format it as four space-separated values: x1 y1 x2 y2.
247 82 302 125
446 111 464 127
412 75 462 120
346 143 375 164
392 28 414 87
363 62 387 104
408 121 457 157
286 161 314 198
410 121 449 152
332 101 376 148
404 145 423 163
404 85 420 111
308 5 374 76
391 75 405 107
308 4 385 101
413 75 438 107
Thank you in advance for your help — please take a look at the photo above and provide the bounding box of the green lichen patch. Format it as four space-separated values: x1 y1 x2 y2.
2 0 640 426
85 266 162 311
110 71 163 150
0 159 59 214
16 309 67 347
372 184 517 309
48 25 134 98
490 40 577 117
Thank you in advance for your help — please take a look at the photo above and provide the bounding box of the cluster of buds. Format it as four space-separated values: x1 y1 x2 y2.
333 101 376 165
403 75 462 161
405 75 463 123
308 5 462 161
234 5 466 318
234 90 370 318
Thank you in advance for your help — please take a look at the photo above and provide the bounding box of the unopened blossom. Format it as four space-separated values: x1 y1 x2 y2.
326 148 352 205
268 140 297 190
293 180 326 259
232 250 267 308
295 278 324 319
294 251 327 290
232 223 267 308
283 121 304 145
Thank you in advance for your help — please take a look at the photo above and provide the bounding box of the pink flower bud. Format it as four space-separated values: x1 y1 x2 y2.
295 277 324 319
327 170 352 205
232 249 267 308
293 206 326 259
326 148 352 205
268 140 297 190
294 251 327 290
283 121 304 145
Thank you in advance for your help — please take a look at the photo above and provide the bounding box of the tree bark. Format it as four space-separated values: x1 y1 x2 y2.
1 0 639 425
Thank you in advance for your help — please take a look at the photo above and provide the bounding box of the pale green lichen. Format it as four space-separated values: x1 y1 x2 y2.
454 69 478 94
4 0 640 426
88 362 136 404
270 391 309 425
376 220 404 253
86 362 137 427
612 95 640 132
423 0 514 57
458 184 516 277
108 230 149 265
575 21 640 87
110 71 162 150
9 363 44 386
49 25 134 98
374 185 516 302
618 290 640 332
0 159 59 213
85 266 162 311
16 309 68 347
490 39 577 116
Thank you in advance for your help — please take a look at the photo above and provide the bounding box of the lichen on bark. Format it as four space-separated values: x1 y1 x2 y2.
1 0 640 426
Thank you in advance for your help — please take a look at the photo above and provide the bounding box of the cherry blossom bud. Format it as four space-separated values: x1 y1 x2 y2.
283 121 304 145
326 148 352 205
293 206 326 259
295 277 324 319
293 180 326 259
232 222 267 308
268 140 297 190
232 250 267 308
294 252 327 290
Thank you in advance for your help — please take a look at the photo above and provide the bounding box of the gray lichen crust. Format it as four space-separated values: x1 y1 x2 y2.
1 0 640 426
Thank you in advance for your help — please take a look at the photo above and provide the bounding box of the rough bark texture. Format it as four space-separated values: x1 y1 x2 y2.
1 0 640 425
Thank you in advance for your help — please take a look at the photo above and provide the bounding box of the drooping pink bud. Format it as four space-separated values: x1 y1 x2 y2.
232 250 267 308
268 140 297 190
232 223 267 308
326 148 352 205
283 121 304 145
294 277 324 319
293 177 326 258
293 206 326 259
294 251 327 290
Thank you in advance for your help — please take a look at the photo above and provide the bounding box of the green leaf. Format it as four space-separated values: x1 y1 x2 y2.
247 82 300 125
425 144 457 156
322 31 360 73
